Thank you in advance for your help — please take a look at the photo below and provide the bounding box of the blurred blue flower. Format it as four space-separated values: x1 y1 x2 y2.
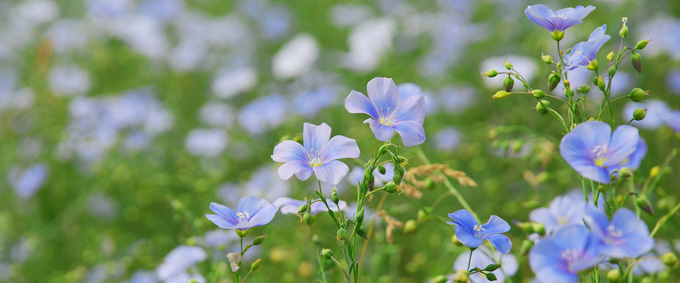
272 122 360 184
273 197 348 215
559 121 643 184
529 224 602 283
8 164 49 199
525 4 595 32
564 25 610 70
662 109 680 133
453 245 518 283
530 193 586 234
206 196 277 231
345 77 426 146
434 127 462 151
447 209 512 253
184 128 228 157
583 205 654 258
238 94 288 135
623 100 669 130
156 245 207 281
128 270 157 283
666 69 680 94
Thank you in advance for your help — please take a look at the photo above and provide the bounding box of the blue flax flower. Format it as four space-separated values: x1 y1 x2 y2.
345 77 426 146
564 25 611 70
560 121 644 184
583 205 654 258
447 209 512 253
529 224 602 283
271 122 360 184
525 4 595 32
662 109 680 133
206 196 277 231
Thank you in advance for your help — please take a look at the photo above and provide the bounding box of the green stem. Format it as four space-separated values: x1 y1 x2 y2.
467 248 475 271
317 181 341 228
649 202 680 238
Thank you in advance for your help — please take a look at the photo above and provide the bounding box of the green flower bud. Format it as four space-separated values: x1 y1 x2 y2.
250 258 262 272
636 195 654 216
542 54 553 64
662 252 679 267
503 76 514 92
297 204 309 214
518 222 534 234
578 83 591 94
424 177 436 190
484 264 501 272
336 228 347 243
321 248 333 259
417 209 427 221
635 39 649 50
485 272 498 281
378 165 386 175
236 229 249 238
619 26 628 37
551 30 565 41
631 52 642 73
393 169 403 184
483 69 498 77
536 100 551 115
378 145 388 156
606 51 615 61
547 73 560 91
629 88 647 102
586 59 599 71
357 226 368 239
303 213 313 225
531 89 547 98
504 61 513 70
404 220 417 234
493 90 510 99
597 76 606 91
633 108 647 121
356 208 365 223
520 239 534 256
331 190 339 205
619 167 633 178
608 66 617 77
189 280 199 283
384 182 398 193
433 275 448 283
532 222 546 236
607 269 621 283
253 233 267 245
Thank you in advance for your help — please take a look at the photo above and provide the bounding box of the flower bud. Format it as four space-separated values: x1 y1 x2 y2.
331 189 339 205
636 195 654 216
532 223 546 236
417 209 427 221
520 239 534 256
336 228 347 243
253 233 267 245
378 165 386 175
297 204 309 214
452 234 463 246
629 88 647 102
484 264 501 272
536 100 551 115
404 220 417 234
493 90 510 99
608 66 617 77
542 54 553 64
384 182 398 193
303 213 313 225
433 275 448 283
355 208 364 223
619 167 633 178
378 145 388 156
606 51 615 61
250 258 262 272
597 76 606 91
578 83 590 94
551 30 565 41
662 252 679 267
424 177 436 190
393 170 403 184
504 61 513 70
607 269 621 283
503 76 514 92
483 69 498 77
633 108 647 121
619 26 628 37
357 226 368 239
635 40 649 50
650 166 660 178
631 52 642 73
598 184 607 193
453 269 469 282
531 89 547 99
485 273 498 281
321 248 333 259
518 222 534 234
586 59 599 71
547 74 560 92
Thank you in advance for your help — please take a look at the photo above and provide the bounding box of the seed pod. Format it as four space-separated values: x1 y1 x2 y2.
536 100 551 115
633 108 647 121
532 89 547 99
483 69 498 77
629 88 647 102
547 73 560 91
635 40 649 50
631 52 642 73
503 76 514 92
493 90 510 99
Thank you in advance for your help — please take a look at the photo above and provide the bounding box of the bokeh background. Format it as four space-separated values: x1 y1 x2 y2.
1 0 680 282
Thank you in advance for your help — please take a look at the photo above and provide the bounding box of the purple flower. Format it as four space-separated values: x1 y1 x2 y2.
271 123 360 185
525 4 595 32
529 224 602 283
345 77 426 146
447 209 512 253
583 205 654 258
205 196 277 231
560 121 644 184
564 25 611 70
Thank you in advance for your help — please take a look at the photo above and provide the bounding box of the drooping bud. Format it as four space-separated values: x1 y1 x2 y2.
520 239 534 256
631 52 642 73
608 66 617 77
384 182 398 193
532 223 546 236
503 76 514 92
303 213 313 225
403 220 417 234
531 89 547 99
636 195 654 216
378 165 386 175
483 69 498 77
336 228 347 243
250 258 262 272
619 26 628 38
321 248 333 259
607 269 621 283
633 108 647 121
541 54 553 64
551 30 565 41
297 204 309 214
493 90 510 99
484 264 501 272
536 100 551 115
378 145 388 156
586 59 599 71
629 88 647 102
619 167 633 178
504 61 513 70
253 233 267 245
606 51 615 61
635 40 649 50
662 252 679 267
331 189 339 205
578 83 591 94
356 226 368 239
485 273 498 281
597 76 606 91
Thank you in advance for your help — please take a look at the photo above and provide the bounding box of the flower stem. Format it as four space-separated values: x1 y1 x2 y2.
317 181 341 227
649 201 680 238
467 248 475 271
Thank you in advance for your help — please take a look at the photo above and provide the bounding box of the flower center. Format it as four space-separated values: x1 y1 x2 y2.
557 216 569 225
592 145 608 167
606 224 623 239
561 249 582 272
308 148 323 167
378 107 394 126
473 224 485 236
236 211 251 222
379 117 393 126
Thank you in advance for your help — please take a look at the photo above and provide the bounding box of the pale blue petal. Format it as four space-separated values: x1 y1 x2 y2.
561 5 595 20
367 118 395 141
209 203 239 224
582 204 610 239
303 122 331 152
312 160 349 185
662 110 680 132
588 24 607 41
393 121 426 147
238 196 271 216
277 161 311 180
549 17 583 32
345 90 378 119
604 125 639 167
448 209 478 230
322 135 360 162
553 224 590 251
397 83 421 100
560 121 612 183
366 77 399 118
486 234 512 253
479 215 511 237
611 208 653 257
454 225 484 248
393 95 426 124
295 166 314 180
525 5 555 30
529 239 563 274
247 204 277 227
206 214 236 229
536 265 577 283
271 140 307 162
608 138 646 173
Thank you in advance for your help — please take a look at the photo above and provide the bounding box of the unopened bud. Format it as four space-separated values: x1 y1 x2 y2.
578 83 590 94
250 258 262 272
586 59 599 71
297 204 309 214
503 76 514 92
483 69 498 77
536 100 551 115
393 169 403 184
598 184 607 193
552 30 565 41
520 239 534 256
597 76 606 91
619 167 633 178
631 52 642 73
356 208 365 223
662 252 679 267
484 264 501 272
331 189 339 205
547 73 560 91
607 269 621 283
608 66 617 77
635 40 649 50
253 233 267 245
303 213 313 225
532 223 546 236
404 220 417 234
636 195 654 216
650 166 660 178
321 248 333 259
189 280 199 283
485 273 498 281
633 108 647 121
619 26 629 37
336 228 347 243
532 89 547 98
433 275 448 283
357 226 368 239
629 88 647 102
417 209 427 220
384 182 398 193
378 165 386 175
542 54 553 64
503 61 513 70
606 51 615 61
493 90 510 99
